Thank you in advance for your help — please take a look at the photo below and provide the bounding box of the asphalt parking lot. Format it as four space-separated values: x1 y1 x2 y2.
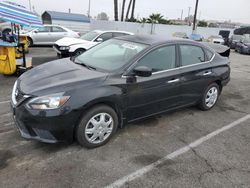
0 48 250 188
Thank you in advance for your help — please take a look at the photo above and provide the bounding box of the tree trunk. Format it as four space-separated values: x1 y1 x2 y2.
125 0 132 21
130 0 136 20
114 0 119 21
121 0 126 21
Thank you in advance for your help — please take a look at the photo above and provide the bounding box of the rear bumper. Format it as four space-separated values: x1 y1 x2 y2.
221 76 230 86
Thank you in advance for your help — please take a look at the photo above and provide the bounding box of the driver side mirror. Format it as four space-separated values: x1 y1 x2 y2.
33 30 38 33
133 66 152 77
96 38 103 42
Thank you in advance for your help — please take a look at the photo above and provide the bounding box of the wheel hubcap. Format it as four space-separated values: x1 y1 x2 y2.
85 113 114 144
205 87 218 108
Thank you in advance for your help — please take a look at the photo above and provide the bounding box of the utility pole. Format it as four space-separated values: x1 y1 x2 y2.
28 0 32 11
88 0 91 18
192 0 199 33
188 6 191 25
181 9 183 20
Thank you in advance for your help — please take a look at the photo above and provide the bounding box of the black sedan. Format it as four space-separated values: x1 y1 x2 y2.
11 35 230 148
235 37 250 54
228 35 243 49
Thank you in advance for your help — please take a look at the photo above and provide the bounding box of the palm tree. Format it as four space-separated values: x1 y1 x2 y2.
147 13 165 24
125 0 132 21
130 0 136 20
121 0 126 21
114 0 118 21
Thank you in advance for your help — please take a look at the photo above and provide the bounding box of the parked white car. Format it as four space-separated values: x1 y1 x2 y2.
53 30 133 57
207 35 225 45
25 25 80 46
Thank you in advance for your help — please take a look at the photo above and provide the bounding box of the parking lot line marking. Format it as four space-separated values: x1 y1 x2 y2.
105 114 250 188
1 122 14 127
0 112 11 118
0 100 10 104
0 129 14 135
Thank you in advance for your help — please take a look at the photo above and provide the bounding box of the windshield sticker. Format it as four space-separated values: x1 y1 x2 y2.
122 43 138 50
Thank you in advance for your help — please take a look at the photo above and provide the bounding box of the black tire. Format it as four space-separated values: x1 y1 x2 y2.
57 53 62 58
239 47 243 54
76 105 118 148
27 37 33 47
73 49 86 57
199 83 220 111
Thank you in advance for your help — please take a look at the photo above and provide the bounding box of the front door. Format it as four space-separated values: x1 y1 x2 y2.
126 45 182 121
50 26 68 42
32 26 52 44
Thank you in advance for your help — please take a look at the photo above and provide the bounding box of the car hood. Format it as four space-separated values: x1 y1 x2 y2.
19 58 108 95
212 38 224 42
55 37 90 46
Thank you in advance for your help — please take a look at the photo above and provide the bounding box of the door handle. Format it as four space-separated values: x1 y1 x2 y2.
203 71 212 76
167 78 180 84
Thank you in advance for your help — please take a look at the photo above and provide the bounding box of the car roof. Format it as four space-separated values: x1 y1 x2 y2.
115 34 195 46
92 30 133 35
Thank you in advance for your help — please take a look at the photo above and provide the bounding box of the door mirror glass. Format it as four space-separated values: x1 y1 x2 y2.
96 38 103 42
133 66 152 77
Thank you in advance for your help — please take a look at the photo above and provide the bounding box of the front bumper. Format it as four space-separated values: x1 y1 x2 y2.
11 99 81 144
53 45 70 57
242 47 250 54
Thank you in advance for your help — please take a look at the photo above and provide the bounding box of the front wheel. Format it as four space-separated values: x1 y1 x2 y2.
199 83 220 111
76 105 118 148
73 49 86 57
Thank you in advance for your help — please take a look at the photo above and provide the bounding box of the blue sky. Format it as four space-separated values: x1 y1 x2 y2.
18 0 250 24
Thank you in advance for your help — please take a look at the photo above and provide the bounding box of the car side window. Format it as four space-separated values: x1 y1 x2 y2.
180 45 205 66
52 26 66 32
135 45 176 73
112 32 128 37
97 32 113 42
37 26 51 33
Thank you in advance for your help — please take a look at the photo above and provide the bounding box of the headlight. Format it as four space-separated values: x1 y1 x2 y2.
59 46 70 50
27 93 70 110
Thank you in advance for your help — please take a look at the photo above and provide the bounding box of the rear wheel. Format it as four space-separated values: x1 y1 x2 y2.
76 105 118 148
199 83 220 111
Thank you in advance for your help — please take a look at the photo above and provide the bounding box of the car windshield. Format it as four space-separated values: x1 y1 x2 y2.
243 38 250 43
232 35 243 40
80 31 100 41
211 35 222 39
74 39 148 72
174 32 187 37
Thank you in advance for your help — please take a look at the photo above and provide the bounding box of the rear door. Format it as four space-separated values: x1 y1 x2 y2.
178 44 215 105
126 45 182 121
50 26 68 42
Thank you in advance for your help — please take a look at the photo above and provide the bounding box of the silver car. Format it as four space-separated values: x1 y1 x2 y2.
25 25 80 46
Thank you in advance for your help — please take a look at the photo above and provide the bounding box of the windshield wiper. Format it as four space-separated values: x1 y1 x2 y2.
74 62 96 70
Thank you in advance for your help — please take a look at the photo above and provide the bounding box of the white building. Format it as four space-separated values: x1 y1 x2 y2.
42 11 90 34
